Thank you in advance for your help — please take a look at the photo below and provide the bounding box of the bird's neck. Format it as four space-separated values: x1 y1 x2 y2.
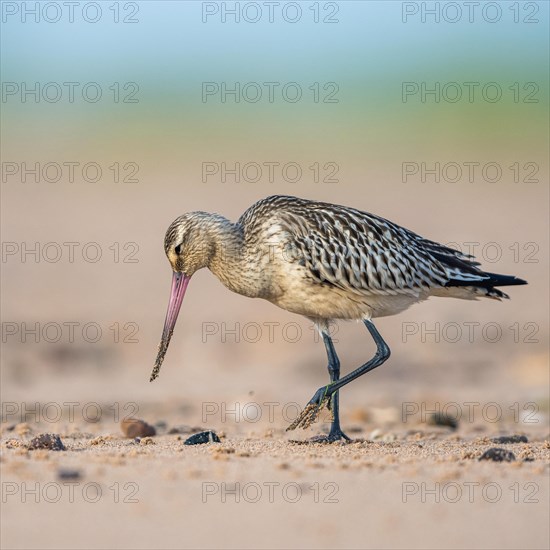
206 216 262 298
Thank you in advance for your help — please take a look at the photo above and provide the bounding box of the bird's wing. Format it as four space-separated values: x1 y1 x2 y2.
260 198 489 296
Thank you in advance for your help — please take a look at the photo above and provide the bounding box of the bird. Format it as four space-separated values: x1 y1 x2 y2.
150 195 527 442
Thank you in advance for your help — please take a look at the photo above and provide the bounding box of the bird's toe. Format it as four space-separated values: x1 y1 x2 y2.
309 432 352 444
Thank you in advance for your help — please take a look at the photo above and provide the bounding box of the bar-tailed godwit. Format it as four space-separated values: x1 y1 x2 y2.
151 195 527 441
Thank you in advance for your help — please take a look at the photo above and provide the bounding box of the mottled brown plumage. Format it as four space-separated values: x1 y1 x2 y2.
152 195 527 441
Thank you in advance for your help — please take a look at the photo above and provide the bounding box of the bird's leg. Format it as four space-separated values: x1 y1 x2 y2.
324 332 341 420
287 320 390 433
307 332 351 442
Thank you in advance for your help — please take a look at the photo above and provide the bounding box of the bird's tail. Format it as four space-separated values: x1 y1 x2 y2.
445 272 528 300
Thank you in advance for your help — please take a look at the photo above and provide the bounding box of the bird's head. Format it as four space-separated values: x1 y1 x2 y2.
164 211 217 276
150 212 217 382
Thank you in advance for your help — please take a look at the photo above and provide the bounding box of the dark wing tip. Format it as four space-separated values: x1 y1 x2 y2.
484 273 528 287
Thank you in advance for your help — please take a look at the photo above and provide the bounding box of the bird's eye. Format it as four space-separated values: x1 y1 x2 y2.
174 243 182 255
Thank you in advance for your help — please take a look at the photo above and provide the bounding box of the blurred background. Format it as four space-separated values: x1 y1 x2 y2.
1 0 548 413
1 1 549 548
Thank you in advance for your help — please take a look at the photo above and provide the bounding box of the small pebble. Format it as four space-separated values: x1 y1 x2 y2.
28 434 66 451
490 435 528 444
479 447 516 462
57 469 81 480
427 412 458 430
120 418 156 438
184 431 220 445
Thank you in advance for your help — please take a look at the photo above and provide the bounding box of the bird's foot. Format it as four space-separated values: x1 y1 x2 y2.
309 430 352 444
286 386 333 431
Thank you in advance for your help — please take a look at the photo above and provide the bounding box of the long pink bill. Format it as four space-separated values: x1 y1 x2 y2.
150 272 191 382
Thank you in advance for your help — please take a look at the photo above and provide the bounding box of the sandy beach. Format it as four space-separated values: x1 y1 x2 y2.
2 354 549 550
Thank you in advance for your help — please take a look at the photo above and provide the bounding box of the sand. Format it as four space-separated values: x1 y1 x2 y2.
2 396 549 550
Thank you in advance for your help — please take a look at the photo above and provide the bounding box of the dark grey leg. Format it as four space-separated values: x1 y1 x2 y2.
322 332 351 441
288 320 390 433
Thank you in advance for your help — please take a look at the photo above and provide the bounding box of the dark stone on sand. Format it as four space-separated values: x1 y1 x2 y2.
479 447 516 462
120 418 156 438
427 412 458 430
57 469 82 480
490 435 528 444
28 433 66 451
183 431 220 445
